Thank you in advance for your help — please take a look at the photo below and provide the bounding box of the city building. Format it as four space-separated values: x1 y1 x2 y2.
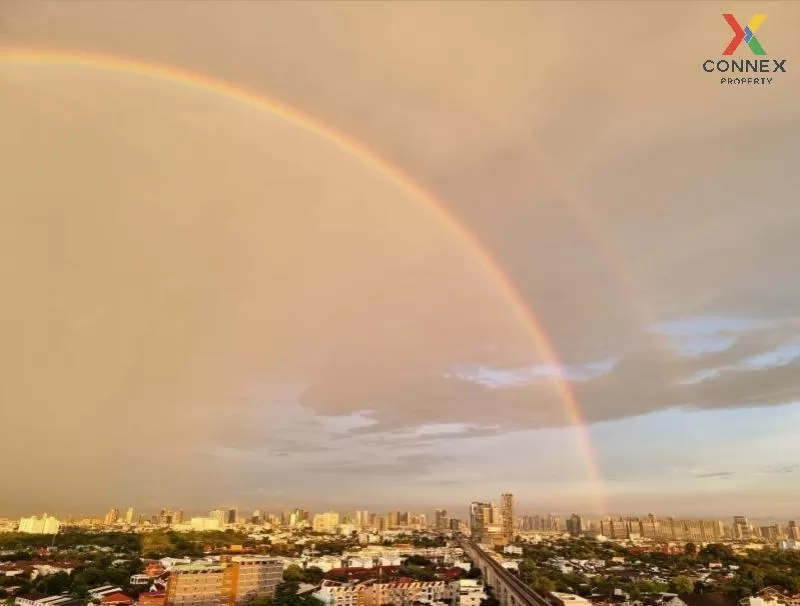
500 494 514 543
18 515 60 535
469 502 490 543
550 593 592 606
733 516 752 540
314 581 454 606
566 514 583 537
229 557 282 604
191 517 222 531
15 595 84 606
165 562 225 606
210 510 226 527
124 508 135 525
104 509 120 525
453 580 487 606
356 511 370 529
165 557 282 606
434 510 449 531
312 512 341 534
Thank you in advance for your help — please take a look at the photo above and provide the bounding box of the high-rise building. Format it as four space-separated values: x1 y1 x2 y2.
566 514 583 537
449 518 461 531
210 509 226 527
312 512 340 534
355 510 370 528
227 509 238 525
104 508 120 525
469 502 490 542
733 516 751 540
388 512 399 529
124 508 135 525
500 494 514 542
789 521 799 540
251 510 262 525
18 514 60 535
434 509 448 531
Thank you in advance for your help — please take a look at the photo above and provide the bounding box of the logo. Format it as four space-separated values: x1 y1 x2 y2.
701 12 787 86
722 13 766 55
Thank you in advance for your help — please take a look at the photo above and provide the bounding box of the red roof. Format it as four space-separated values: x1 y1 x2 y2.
100 592 133 604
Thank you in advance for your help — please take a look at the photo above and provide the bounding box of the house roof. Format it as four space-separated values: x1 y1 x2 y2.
100 593 133 604
678 594 740 606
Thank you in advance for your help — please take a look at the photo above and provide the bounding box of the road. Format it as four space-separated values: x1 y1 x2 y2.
456 536 551 606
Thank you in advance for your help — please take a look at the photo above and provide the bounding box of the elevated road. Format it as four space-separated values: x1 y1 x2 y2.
457 536 550 606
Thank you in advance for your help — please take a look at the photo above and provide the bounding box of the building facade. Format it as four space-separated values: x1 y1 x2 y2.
165 558 282 606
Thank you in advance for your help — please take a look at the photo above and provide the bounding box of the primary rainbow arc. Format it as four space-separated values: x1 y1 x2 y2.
0 47 607 513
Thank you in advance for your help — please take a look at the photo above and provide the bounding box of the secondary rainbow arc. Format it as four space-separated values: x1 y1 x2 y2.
0 47 607 514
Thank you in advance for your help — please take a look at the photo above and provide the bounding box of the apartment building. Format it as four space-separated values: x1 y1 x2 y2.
166 562 226 606
165 557 282 606
601 515 726 541
18 515 60 535
230 557 282 604
315 581 454 606
312 512 341 534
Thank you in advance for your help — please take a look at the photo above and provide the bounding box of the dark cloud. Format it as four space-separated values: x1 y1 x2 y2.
692 472 734 479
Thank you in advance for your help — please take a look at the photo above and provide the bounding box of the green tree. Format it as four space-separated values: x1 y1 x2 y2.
273 581 302 606
685 543 698 556
301 567 324 585
669 576 694 595
530 575 556 594
283 565 304 583
71 583 89 599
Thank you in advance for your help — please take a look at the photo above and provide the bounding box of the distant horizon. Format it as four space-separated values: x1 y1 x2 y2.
5 506 795 526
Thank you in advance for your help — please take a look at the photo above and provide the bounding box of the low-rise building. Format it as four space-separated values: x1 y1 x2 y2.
453 579 486 606
549 593 592 606
15 595 84 606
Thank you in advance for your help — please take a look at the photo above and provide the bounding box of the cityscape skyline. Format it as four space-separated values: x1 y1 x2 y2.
5 505 798 527
2 2 800 518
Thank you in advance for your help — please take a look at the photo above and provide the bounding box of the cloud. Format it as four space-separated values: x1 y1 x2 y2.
691 471 734 479
681 341 800 385
763 464 798 475
650 317 772 337
2 0 800 515
444 358 618 388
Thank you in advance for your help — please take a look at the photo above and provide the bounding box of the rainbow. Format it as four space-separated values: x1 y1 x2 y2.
0 47 607 513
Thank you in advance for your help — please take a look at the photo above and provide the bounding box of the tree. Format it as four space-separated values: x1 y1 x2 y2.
283 565 304 583
301 567 324 585
71 583 89 599
272 582 323 606
685 543 698 556
466 567 481 579
530 575 555 594
669 576 694 595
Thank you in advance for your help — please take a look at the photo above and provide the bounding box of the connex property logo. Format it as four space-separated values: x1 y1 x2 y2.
702 13 787 86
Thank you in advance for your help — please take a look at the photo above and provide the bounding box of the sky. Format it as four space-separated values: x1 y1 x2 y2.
1 0 800 520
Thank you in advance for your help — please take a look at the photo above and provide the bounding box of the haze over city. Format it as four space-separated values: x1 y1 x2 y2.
2 0 800 519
